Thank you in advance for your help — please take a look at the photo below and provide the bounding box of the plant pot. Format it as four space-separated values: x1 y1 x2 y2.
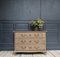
34 27 43 31
31 26 44 31
34 27 39 31
39 28 43 31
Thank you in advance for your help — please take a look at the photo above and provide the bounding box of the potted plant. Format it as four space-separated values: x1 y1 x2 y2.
31 18 45 31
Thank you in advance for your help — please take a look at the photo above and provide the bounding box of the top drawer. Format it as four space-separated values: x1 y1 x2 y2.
15 32 46 39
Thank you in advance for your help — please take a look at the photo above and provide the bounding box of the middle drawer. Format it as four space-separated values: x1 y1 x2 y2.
15 38 42 45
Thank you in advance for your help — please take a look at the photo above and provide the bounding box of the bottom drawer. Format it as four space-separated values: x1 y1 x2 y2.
15 44 42 51
15 44 46 51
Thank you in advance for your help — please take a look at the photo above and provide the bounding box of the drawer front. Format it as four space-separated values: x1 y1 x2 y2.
15 38 42 45
15 44 42 51
15 32 46 39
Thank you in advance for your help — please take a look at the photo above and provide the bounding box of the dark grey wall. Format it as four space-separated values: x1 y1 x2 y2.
0 0 40 20
41 0 60 20
0 0 60 50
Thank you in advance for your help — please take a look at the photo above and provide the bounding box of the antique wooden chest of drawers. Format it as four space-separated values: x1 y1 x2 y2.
14 31 46 52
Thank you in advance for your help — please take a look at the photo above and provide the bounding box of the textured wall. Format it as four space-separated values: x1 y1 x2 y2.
0 0 60 50
0 0 40 20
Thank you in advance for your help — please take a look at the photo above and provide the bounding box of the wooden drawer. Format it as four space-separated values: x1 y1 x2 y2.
15 38 42 45
15 32 46 39
15 44 41 51
14 31 46 52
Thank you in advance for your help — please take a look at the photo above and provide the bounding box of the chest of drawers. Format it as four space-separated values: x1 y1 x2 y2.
14 31 46 52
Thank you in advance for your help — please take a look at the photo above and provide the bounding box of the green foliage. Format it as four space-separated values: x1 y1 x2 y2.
31 18 45 28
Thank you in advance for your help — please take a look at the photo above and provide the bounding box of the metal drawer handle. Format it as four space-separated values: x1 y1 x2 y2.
21 40 26 43
34 46 39 49
29 47 32 49
29 40 32 43
21 46 26 49
34 40 39 43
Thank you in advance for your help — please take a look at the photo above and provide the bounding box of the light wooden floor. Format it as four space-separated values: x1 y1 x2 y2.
0 50 60 57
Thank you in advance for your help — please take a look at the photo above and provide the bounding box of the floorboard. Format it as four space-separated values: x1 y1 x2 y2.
0 50 60 57
49 50 60 57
